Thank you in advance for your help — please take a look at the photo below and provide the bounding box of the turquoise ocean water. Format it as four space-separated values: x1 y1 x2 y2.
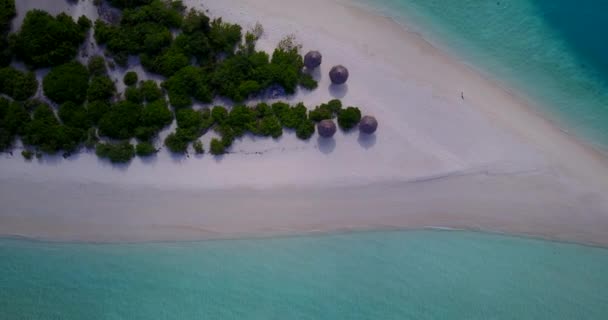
354 0 608 150
1 230 608 319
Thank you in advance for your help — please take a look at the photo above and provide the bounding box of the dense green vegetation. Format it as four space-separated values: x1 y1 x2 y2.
123 71 138 86
0 2 373 163
96 141 135 163
11 10 90 68
193 140 204 154
88 76 116 102
164 101 321 155
337 106 362 131
22 102 86 154
0 97 29 151
43 61 90 104
309 99 342 122
0 67 38 101
95 0 315 104
88 55 108 76
135 141 156 156
0 0 16 67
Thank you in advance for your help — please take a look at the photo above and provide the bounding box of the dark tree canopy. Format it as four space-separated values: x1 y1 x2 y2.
12 10 90 68
337 106 362 131
22 103 85 154
0 97 29 151
98 100 142 139
163 66 212 108
95 0 184 67
58 101 90 130
0 3 374 161
0 0 16 67
209 137 225 155
96 141 135 163
87 76 116 102
87 100 111 125
88 55 108 76
123 71 138 86
43 61 90 104
0 0 16 32
135 141 156 156
0 67 38 101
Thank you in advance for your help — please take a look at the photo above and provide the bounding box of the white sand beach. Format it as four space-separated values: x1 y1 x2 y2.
1 0 608 244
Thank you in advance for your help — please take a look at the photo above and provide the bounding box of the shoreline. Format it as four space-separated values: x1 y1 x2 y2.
1 0 608 245
4 227 608 252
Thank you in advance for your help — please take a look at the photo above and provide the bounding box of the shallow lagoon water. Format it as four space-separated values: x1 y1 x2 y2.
1 230 607 319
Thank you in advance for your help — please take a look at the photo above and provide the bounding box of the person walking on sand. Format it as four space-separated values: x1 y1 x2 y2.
461 92 464 100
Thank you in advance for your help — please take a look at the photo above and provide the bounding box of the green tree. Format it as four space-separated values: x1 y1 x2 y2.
22 103 85 154
296 119 315 140
21 150 33 160
0 67 38 101
209 137 225 155
258 115 282 138
193 140 204 154
86 100 111 125
163 66 212 108
337 106 362 131
124 86 143 103
88 55 108 76
87 76 116 102
164 130 189 154
12 10 89 68
123 71 138 86
43 61 90 104
0 98 30 151
140 80 163 102
136 141 156 156
98 100 143 139
58 101 90 129
95 141 135 163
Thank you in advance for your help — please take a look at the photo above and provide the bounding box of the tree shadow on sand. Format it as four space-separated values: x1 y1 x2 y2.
317 136 336 154
358 132 377 149
329 83 348 99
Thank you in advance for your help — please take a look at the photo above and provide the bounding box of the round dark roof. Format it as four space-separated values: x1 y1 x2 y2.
317 119 337 138
359 115 378 134
329 65 349 84
304 51 322 69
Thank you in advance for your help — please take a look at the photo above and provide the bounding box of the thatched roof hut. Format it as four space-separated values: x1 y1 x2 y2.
304 51 322 70
317 119 337 138
329 65 349 84
359 116 378 134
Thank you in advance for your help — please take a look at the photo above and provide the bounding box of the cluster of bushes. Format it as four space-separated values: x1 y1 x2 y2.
164 101 324 155
1 97 100 156
164 107 214 153
0 97 29 151
95 0 316 105
96 141 135 163
98 86 172 141
0 3 373 164
1 54 174 162
43 61 93 104
0 0 16 67
11 10 90 68
309 99 362 130
94 0 186 67
0 67 38 101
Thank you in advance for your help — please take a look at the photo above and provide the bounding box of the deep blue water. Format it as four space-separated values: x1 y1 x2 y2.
356 0 608 150
1 230 608 319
